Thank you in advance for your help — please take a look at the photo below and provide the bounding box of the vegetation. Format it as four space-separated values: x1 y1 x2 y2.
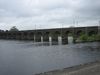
95 34 100 41
78 34 100 42
9 26 19 31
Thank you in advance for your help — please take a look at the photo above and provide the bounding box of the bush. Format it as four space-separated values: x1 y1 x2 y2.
87 35 95 41
95 34 100 41
78 34 100 42
79 34 88 42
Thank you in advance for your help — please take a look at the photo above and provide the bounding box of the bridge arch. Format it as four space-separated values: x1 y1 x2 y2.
55 31 61 35
76 30 84 36
46 31 50 35
65 31 72 36
35 32 42 42
37 32 42 35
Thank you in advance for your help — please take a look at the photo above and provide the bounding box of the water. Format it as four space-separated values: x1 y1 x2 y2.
0 40 100 75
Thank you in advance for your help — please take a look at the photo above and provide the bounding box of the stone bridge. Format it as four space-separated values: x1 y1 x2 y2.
0 26 99 45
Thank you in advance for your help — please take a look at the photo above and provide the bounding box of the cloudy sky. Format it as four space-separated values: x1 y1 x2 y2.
0 0 100 30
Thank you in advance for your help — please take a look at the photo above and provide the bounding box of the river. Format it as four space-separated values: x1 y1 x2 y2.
0 40 100 75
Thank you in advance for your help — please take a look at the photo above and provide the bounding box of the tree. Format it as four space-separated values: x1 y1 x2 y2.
9 26 19 31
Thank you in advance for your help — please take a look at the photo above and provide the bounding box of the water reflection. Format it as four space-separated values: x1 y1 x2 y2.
0 40 100 75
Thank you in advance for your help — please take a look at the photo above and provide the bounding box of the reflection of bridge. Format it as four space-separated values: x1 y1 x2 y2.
0 26 98 44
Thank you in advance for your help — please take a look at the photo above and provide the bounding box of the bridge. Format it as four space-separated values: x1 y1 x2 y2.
0 26 99 45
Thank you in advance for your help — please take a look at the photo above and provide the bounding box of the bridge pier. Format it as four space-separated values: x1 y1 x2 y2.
52 36 58 45
21 32 25 40
28 32 34 40
51 31 60 45
35 32 42 42
62 31 68 44
43 32 49 42
43 35 49 42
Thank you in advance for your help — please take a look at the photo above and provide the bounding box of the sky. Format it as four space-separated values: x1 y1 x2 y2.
0 0 100 30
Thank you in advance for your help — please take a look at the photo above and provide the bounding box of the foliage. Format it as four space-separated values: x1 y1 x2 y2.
95 34 100 41
79 34 88 41
9 26 19 31
87 35 95 41
78 34 100 42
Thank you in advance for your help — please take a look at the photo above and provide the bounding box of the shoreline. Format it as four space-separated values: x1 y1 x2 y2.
35 60 100 75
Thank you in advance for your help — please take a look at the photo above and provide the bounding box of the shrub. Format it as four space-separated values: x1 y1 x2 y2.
79 34 88 42
95 34 100 41
87 35 95 41
78 34 100 42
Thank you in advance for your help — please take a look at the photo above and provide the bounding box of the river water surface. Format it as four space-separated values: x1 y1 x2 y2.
0 40 100 75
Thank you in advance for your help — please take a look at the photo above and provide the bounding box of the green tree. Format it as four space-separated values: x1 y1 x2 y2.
9 26 19 31
79 34 88 42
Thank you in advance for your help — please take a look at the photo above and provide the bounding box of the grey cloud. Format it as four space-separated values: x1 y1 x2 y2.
0 0 100 30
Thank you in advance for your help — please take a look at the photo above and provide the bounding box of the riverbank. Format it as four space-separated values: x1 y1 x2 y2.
35 61 100 75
